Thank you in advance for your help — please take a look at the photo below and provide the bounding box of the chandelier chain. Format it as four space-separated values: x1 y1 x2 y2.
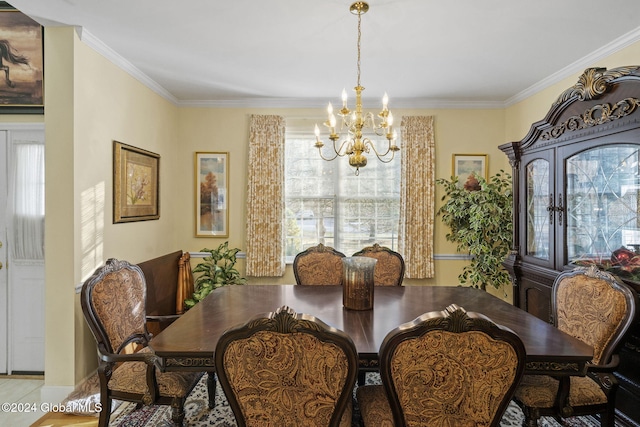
357 10 362 87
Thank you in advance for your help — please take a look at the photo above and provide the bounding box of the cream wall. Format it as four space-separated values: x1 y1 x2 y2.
32 26 640 391
176 107 508 290
43 26 76 397
43 27 181 394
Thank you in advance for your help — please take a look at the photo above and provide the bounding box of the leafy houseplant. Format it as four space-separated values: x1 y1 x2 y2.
436 170 513 291
184 241 247 309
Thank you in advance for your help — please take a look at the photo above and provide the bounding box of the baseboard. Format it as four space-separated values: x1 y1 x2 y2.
11 370 44 376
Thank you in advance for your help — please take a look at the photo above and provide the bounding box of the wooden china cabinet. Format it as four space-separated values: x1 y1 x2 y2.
500 66 640 426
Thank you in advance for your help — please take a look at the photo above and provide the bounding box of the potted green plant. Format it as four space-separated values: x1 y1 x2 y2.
184 241 247 309
436 170 512 291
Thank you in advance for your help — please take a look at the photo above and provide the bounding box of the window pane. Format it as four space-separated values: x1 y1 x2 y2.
526 158 550 260
567 145 640 262
285 131 400 260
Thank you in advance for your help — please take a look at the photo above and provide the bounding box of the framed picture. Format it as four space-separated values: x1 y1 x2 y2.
0 3 44 113
113 141 160 223
195 152 229 237
453 154 488 184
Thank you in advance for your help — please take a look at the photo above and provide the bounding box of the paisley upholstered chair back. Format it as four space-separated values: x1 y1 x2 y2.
377 304 526 427
553 265 637 365
82 258 148 355
81 258 211 427
293 243 346 286
215 305 358 427
353 243 405 286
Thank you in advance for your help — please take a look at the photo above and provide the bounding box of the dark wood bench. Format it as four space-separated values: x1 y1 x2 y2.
137 250 190 336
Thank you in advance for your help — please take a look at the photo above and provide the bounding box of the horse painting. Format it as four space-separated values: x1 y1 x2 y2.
0 39 30 88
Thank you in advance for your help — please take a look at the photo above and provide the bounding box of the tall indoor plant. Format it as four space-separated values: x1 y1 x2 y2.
184 241 246 309
436 170 512 291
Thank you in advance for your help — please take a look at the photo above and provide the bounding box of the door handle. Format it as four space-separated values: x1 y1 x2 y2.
556 194 563 226
547 195 554 225
0 261 3 270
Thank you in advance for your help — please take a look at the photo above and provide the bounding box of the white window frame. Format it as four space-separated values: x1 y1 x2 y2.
284 125 401 262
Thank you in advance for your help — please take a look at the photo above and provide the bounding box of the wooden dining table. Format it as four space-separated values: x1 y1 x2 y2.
149 284 593 377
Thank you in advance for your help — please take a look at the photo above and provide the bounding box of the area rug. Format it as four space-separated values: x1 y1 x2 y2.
100 374 605 427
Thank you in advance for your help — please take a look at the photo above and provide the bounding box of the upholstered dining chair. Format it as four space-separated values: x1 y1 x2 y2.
81 258 214 427
353 243 405 286
357 304 526 427
513 265 637 427
293 243 346 285
214 305 358 427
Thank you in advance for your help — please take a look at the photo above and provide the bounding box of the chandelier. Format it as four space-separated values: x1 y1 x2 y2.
314 1 399 175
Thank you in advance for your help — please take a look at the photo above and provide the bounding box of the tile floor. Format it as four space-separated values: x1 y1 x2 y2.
0 376 45 426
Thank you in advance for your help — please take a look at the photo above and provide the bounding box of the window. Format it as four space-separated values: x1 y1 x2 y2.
8 139 45 260
284 129 401 261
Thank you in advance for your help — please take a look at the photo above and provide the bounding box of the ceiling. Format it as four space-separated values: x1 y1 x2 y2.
8 0 640 108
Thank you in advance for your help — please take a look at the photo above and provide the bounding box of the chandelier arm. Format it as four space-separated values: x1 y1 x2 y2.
372 127 386 137
334 139 354 156
362 112 375 128
375 153 397 163
363 138 396 160
316 147 341 162
340 115 355 133
317 139 354 161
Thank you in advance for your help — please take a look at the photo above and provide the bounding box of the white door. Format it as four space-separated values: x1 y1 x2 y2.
0 126 45 374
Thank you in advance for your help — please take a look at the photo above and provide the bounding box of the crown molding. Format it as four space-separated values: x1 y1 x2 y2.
177 97 506 110
78 24 640 110
506 26 640 106
78 28 178 105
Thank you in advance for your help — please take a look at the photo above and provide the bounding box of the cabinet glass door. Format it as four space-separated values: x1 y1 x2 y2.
525 158 551 261
566 145 640 273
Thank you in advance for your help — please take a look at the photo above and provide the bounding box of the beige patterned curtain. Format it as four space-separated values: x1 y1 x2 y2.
246 115 286 276
399 116 435 278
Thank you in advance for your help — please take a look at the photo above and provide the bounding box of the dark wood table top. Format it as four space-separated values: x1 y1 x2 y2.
149 285 593 375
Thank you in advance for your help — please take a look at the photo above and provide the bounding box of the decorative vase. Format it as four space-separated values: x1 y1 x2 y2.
342 257 377 310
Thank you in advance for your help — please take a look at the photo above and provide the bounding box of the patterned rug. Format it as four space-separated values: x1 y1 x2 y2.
99 374 604 427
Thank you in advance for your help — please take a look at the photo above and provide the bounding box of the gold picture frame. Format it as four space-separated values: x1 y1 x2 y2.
195 152 229 237
113 141 160 223
0 3 44 113
452 154 488 184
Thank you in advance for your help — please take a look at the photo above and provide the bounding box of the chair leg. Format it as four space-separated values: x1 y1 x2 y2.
602 408 616 427
207 372 217 409
357 371 366 386
170 398 186 426
601 379 618 427
521 406 540 427
98 394 111 427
